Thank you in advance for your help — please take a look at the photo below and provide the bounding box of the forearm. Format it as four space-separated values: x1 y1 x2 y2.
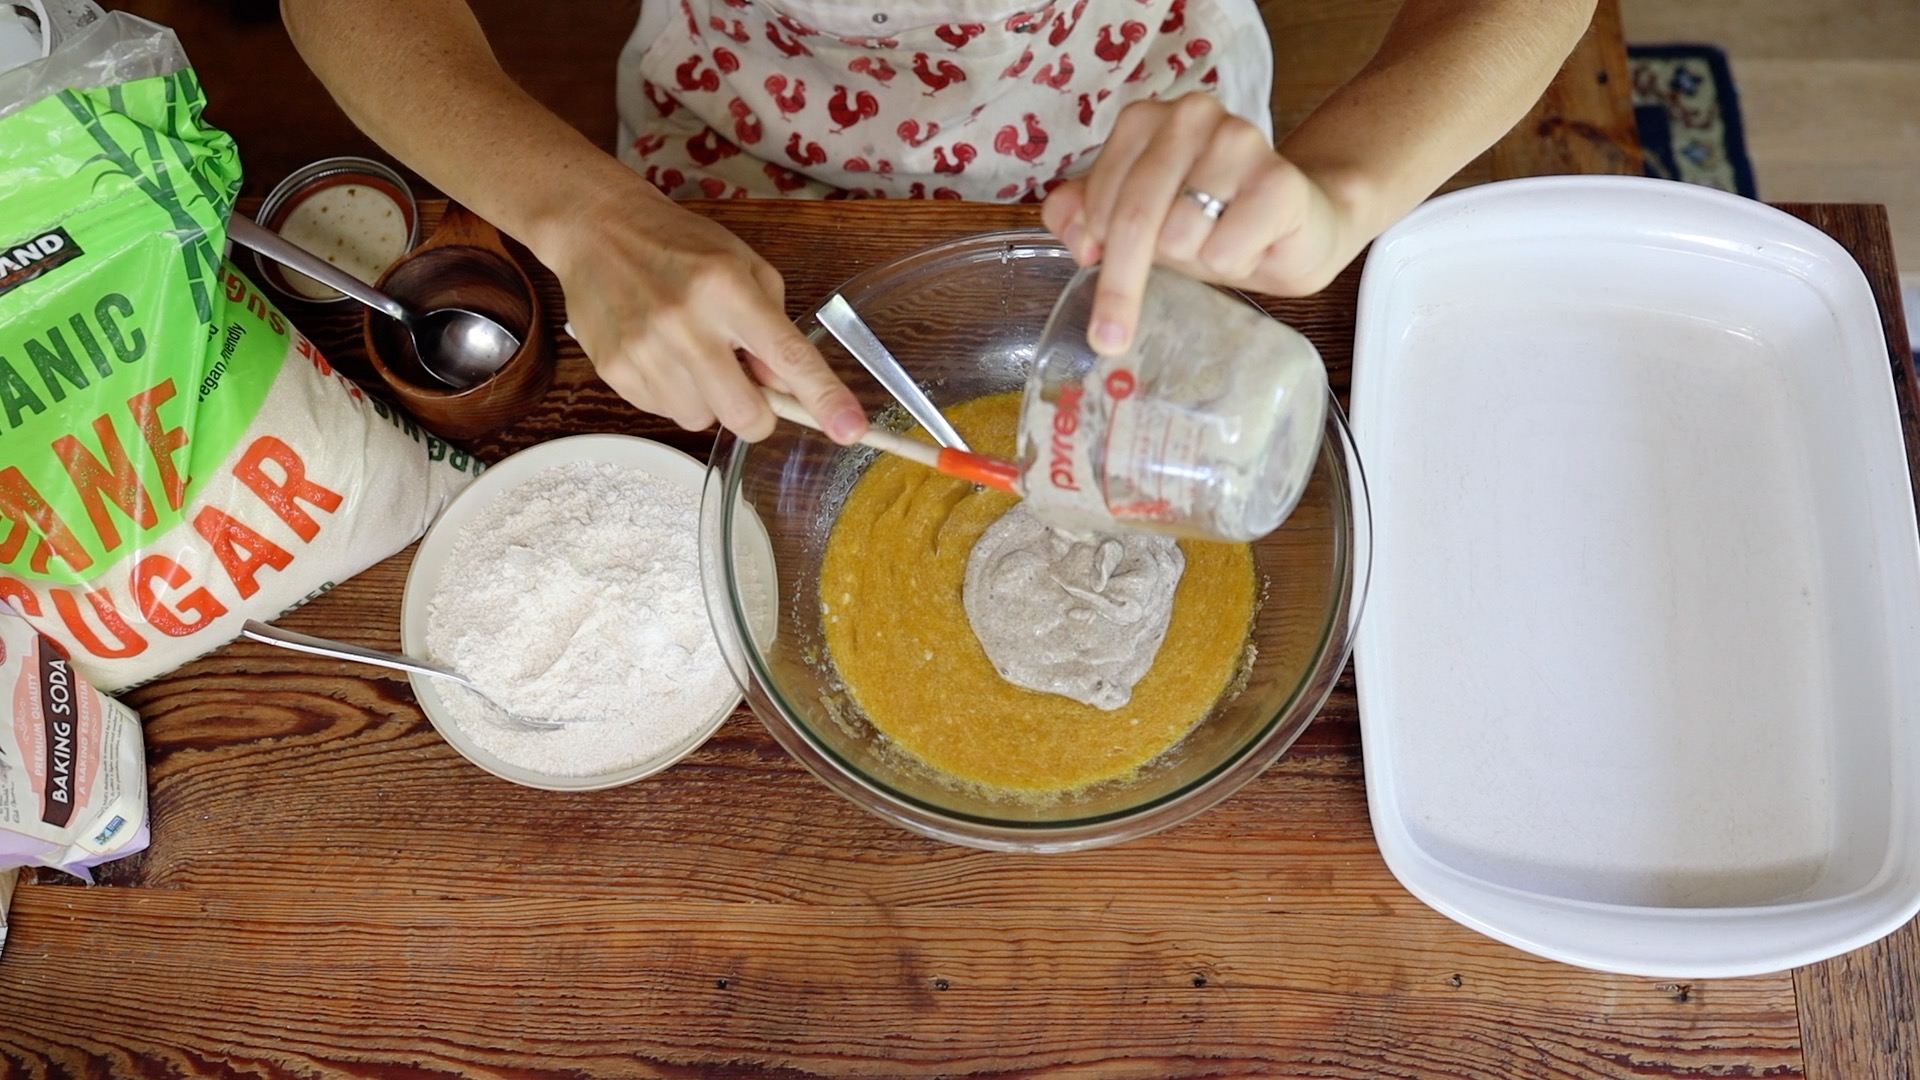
278 0 656 264
281 1 859 440
1280 0 1597 248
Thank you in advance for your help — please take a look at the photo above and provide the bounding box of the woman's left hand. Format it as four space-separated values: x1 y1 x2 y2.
1041 92 1361 356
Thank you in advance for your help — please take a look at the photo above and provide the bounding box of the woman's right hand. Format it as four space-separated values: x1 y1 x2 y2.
537 177 868 445
281 0 867 443
279 0 863 444
1042 94 1358 358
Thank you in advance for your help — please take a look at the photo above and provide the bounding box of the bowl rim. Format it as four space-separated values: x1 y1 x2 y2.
253 155 421 305
699 233 1373 849
363 242 544 402
708 398 1369 851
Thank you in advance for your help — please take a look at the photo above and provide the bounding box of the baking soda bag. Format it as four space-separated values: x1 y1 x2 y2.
0 604 149 879
0 9 481 690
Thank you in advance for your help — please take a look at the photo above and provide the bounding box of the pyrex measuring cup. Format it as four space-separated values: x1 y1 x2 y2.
1017 266 1330 542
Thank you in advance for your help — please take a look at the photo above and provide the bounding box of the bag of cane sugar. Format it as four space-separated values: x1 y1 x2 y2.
0 8 480 690
0 603 150 880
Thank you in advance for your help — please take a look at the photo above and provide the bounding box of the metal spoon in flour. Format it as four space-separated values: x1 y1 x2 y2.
240 620 571 732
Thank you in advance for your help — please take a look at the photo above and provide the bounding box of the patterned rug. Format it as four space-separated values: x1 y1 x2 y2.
1629 44 1757 198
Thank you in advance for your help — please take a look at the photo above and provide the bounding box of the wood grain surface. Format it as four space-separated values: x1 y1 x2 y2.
1772 203 1920 1080
5 2 1909 1075
3 197 1911 1077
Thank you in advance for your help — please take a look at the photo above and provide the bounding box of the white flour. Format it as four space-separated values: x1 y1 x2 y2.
425 461 737 777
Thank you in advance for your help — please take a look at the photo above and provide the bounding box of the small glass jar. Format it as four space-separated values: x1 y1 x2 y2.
253 156 420 304
1016 266 1330 542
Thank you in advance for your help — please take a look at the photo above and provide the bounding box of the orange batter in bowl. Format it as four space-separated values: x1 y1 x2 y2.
819 392 1257 796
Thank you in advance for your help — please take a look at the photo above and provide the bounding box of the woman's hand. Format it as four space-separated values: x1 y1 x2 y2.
1044 0 1597 357
281 0 865 445
542 178 866 443
1042 93 1362 356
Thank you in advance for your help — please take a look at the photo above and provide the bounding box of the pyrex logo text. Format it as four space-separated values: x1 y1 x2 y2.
1048 382 1085 491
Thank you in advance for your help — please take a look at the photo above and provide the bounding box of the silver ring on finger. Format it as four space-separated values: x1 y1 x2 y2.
1180 185 1228 221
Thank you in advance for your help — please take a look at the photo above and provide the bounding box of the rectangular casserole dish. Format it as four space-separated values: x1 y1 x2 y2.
1350 176 1920 977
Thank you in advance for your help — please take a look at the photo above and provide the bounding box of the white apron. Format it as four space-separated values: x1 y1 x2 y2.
614 0 1273 200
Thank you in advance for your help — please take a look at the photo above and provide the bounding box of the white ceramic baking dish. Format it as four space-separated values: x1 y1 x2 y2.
1350 175 1920 977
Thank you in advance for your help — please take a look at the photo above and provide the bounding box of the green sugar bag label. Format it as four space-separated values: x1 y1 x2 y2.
0 12 478 691
1 66 262 585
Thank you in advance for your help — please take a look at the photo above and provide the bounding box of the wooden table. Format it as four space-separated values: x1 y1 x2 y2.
1 196 1914 1077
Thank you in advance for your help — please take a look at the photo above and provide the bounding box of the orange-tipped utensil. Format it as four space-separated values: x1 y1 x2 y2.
760 387 1021 493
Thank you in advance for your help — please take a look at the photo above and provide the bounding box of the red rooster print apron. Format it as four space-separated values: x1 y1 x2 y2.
615 0 1272 201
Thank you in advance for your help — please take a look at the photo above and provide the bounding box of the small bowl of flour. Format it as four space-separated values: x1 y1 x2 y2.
401 434 771 790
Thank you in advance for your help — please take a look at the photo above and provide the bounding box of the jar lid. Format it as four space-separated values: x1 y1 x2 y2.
251 156 421 304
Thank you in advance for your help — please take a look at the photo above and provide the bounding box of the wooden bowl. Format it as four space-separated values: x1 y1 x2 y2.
363 204 553 441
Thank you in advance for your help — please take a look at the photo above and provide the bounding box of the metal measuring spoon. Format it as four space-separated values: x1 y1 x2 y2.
815 293 970 451
227 214 521 389
239 620 575 732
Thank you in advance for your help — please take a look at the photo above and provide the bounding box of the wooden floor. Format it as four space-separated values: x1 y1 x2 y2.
1618 0 1920 335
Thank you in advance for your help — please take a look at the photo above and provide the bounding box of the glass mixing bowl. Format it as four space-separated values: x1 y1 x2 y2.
700 231 1370 852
